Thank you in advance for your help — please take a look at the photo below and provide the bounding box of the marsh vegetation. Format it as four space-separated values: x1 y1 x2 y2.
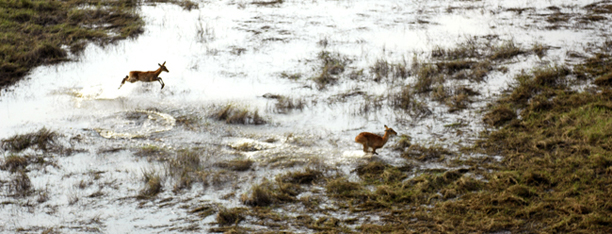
0 0 143 89
2 0 612 233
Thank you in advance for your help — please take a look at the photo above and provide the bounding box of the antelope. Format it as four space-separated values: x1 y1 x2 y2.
355 125 397 155
118 61 169 89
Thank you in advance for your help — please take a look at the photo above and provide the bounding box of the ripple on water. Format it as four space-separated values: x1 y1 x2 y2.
94 110 176 139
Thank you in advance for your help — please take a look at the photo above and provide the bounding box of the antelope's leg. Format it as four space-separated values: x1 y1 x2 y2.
363 144 368 153
157 77 165 89
372 147 379 155
118 76 128 89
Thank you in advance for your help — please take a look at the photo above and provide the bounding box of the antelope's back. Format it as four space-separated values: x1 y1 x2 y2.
356 132 382 142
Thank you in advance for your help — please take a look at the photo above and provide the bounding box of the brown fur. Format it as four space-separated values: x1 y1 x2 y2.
119 61 169 89
355 125 397 155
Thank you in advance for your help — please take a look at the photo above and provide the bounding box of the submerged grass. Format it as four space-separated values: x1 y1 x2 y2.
211 104 266 125
0 0 144 89
266 95 305 114
313 51 350 89
9 170 32 197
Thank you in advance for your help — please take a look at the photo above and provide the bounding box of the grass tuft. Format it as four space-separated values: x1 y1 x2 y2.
278 167 323 184
216 207 245 226
489 40 525 60
241 182 274 206
214 159 254 171
393 134 412 151
313 51 350 89
355 161 407 184
483 104 516 127
2 155 28 172
402 144 453 161
138 169 162 199
212 104 266 125
1 127 58 152
9 170 32 197
325 177 365 199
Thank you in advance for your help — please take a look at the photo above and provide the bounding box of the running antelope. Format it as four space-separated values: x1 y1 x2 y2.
355 125 397 155
118 61 169 89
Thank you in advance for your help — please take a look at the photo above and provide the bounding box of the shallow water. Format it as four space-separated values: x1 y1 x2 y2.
1 0 608 232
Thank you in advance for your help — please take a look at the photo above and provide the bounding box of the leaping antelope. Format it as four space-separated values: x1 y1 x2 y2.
118 61 169 89
355 125 397 155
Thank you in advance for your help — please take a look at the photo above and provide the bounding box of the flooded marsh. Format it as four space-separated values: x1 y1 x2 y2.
2 0 612 233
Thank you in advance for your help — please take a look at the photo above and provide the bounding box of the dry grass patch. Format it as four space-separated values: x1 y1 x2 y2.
214 159 254 171
355 161 408 184
325 177 366 199
402 144 453 162
2 155 28 172
1 127 58 152
241 182 275 206
216 207 245 226
277 167 323 184
138 169 162 199
483 104 516 127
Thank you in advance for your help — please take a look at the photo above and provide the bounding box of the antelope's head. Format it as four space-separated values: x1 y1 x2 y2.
158 61 169 73
384 125 397 136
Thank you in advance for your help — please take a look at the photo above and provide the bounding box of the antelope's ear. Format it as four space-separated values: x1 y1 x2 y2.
162 61 166 66
158 63 161 66
384 125 388 129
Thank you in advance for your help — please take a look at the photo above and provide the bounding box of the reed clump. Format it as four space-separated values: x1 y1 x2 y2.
313 51 350 89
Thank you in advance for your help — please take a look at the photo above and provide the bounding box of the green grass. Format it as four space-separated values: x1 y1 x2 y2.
0 0 144 89
420 51 612 233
